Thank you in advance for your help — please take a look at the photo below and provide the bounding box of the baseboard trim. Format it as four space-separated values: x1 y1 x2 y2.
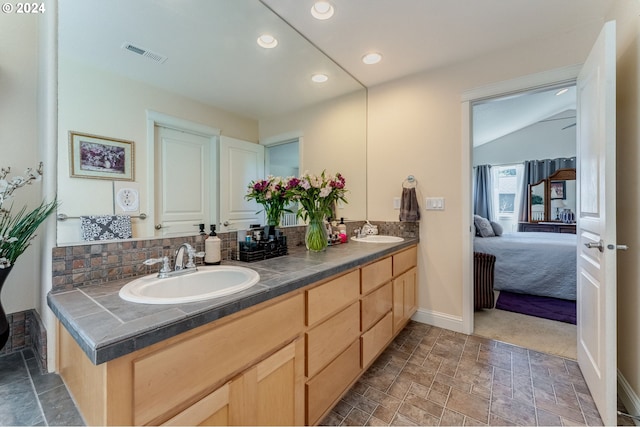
411 308 465 333
618 370 640 425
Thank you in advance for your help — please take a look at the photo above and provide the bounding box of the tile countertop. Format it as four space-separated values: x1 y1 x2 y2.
47 238 418 365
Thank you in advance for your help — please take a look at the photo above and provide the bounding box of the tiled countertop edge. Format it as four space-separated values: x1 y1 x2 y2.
48 239 418 365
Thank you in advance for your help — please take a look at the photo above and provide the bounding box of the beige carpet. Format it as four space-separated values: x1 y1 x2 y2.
474 307 577 360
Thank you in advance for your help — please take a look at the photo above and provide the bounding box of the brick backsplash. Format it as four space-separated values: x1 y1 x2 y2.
51 221 418 293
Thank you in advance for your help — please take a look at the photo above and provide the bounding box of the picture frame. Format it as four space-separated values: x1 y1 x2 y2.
550 180 566 200
69 131 134 181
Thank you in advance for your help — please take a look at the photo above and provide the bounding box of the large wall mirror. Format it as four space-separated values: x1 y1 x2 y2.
57 0 367 245
527 168 576 222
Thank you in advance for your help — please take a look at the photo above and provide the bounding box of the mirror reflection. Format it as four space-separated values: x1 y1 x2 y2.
529 180 546 222
57 0 367 245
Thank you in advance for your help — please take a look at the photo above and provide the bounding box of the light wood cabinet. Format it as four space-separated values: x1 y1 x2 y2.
361 312 393 368
59 293 305 426
162 338 304 426
306 270 360 326
306 302 360 378
361 257 392 294
59 245 418 427
306 340 361 425
393 267 417 334
361 282 392 332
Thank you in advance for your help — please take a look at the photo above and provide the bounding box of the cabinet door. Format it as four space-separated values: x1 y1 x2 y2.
162 383 230 426
229 339 304 426
392 277 404 333
403 267 417 319
392 267 418 333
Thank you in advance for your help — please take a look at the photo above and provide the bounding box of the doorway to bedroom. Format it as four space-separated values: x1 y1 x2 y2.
470 83 578 359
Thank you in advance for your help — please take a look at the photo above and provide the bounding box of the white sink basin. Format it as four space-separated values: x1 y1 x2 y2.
351 235 405 243
119 266 260 304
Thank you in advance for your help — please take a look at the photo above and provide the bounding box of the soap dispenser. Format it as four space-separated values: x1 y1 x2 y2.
205 225 221 265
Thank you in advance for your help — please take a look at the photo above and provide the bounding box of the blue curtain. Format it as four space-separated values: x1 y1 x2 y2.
473 165 493 220
518 157 576 222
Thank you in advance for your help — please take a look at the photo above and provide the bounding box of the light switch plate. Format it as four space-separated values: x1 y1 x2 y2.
393 197 401 209
425 197 445 210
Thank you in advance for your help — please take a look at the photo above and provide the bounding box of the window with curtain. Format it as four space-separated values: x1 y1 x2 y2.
491 164 524 233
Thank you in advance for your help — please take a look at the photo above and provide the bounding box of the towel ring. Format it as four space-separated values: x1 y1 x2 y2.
402 175 417 188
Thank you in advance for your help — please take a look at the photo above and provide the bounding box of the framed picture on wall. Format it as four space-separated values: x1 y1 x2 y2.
550 180 566 200
69 131 134 180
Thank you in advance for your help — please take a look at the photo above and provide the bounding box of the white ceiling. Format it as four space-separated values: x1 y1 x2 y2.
263 0 613 87
473 85 577 146
59 0 612 134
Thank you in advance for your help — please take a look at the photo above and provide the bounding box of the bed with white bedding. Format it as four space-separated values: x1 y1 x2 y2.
473 231 577 300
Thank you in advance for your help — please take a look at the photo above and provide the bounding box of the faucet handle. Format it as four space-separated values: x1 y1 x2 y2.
144 256 171 273
185 247 204 268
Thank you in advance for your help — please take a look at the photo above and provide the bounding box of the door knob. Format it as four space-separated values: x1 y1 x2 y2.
584 240 604 252
155 224 162 230
223 221 230 226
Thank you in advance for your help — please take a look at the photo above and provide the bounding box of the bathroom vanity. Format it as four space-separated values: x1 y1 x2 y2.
49 240 418 426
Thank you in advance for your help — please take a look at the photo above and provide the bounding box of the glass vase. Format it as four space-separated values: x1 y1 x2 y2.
305 216 328 252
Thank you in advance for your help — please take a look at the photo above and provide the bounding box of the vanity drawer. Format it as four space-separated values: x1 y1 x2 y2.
306 302 360 378
360 282 392 332
361 311 393 368
306 339 361 425
306 270 360 327
361 257 392 294
132 294 304 426
393 246 417 275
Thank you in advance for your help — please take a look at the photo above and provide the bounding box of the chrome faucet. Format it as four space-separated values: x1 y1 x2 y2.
174 243 194 270
144 242 204 278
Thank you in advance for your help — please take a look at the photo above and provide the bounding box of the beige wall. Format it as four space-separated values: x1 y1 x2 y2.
366 21 605 321
259 90 368 221
0 13 44 314
609 0 640 413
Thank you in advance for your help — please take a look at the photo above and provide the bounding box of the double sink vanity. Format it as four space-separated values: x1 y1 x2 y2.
48 236 418 426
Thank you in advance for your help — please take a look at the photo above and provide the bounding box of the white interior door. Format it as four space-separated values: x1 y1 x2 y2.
219 136 264 232
576 20 617 426
155 126 211 236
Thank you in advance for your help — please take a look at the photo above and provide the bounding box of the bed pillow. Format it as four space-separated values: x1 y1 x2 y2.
490 221 503 236
474 215 495 237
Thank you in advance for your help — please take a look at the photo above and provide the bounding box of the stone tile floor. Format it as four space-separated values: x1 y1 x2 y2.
0 349 84 426
321 322 634 426
0 322 634 426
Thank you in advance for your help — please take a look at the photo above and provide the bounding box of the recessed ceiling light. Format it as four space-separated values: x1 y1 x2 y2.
555 88 569 96
362 52 382 65
311 1 334 20
257 34 278 49
311 73 329 83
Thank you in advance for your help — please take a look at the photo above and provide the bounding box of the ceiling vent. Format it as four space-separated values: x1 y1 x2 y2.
121 42 167 64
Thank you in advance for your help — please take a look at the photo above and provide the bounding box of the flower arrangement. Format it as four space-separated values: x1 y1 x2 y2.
286 171 347 221
246 175 291 226
0 163 57 269
287 171 347 251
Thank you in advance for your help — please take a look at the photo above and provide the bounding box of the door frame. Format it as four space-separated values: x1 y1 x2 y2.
145 110 221 237
460 64 582 335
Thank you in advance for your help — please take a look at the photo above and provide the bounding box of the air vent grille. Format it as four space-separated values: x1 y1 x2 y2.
121 42 167 64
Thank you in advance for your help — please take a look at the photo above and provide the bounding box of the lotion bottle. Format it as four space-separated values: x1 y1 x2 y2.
338 218 348 243
205 225 221 265
338 218 347 235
